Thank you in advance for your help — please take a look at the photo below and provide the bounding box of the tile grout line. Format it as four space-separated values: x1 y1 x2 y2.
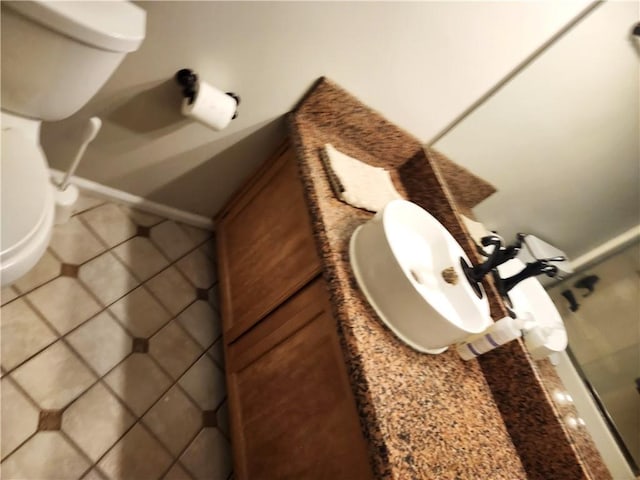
53 359 184 475
143 336 227 421
80 464 108 480
11 247 62 297
2 339 229 473
1 317 218 468
4 240 220 378
3 253 218 387
2 201 228 477
2 203 211 302
1 343 107 465
7 289 110 377
156 427 203 480
58 428 105 479
171 459 198 480
76 207 139 252
53 317 221 470
72 328 225 474
8 294 74 368
8 261 219 382
0 375 53 462
71 197 107 217
89 348 214 476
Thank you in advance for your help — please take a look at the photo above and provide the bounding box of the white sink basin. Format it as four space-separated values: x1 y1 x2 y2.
349 200 492 354
497 258 568 359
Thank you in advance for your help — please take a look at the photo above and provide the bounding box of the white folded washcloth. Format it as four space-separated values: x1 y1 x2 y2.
320 144 402 212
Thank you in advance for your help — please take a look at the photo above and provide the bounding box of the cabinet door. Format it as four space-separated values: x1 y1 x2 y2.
226 278 373 480
217 146 322 342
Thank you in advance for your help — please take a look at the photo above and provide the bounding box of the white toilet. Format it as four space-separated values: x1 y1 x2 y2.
0 1 146 286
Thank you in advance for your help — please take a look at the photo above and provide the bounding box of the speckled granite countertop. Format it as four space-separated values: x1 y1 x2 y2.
288 78 606 479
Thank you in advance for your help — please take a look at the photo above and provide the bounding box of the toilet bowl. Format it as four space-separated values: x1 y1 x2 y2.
0 0 145 287
1 113 55 286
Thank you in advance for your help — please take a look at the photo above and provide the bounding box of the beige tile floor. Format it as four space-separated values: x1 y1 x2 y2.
1 194 232 480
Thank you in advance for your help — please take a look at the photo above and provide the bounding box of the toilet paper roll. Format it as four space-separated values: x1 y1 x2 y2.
181 81 237 131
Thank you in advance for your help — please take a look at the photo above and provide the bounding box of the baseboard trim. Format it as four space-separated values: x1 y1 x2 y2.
571 225 640 271
50 169 214 230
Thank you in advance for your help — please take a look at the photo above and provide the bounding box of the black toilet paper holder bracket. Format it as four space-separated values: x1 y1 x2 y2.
174 68 240 119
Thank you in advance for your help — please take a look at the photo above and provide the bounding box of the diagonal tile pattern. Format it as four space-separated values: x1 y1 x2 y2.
81 203 138 248
1 377 39 459
11 340 97 410
149 322 202 380
176 249 217 290
27 276 102 335
62 382 136 462
163 461 193 480
150 221 197 261
0 194 230 479
108 286 171 338
0 298 58 371
178 354 226 411
82 468 108 480
146 266 197 316
79 252 140 306
180 428 232 480
49 216 105 265
66 312 132 376
97 424 173 480
180 224 212 245
112 236 169 282
1 431 92 480
12 249 61 294
142 384 201 456
177 300 221 349
1 285 19 306
104 351 173 417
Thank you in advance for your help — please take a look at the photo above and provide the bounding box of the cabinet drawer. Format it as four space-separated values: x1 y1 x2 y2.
226 278 373 480
217 146 322 342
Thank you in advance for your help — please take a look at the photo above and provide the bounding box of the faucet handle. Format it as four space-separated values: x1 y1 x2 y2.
480 234 503 248
476 234 502 257
543 255 566 263
511 233 526 248
541 264 559 277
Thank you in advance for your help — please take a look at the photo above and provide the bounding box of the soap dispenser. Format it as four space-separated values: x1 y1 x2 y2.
456 313 533 361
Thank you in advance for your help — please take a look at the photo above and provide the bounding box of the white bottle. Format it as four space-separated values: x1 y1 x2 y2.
457 316 524 361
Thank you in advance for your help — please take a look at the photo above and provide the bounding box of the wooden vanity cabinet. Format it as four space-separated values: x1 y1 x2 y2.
216 144 322 342
226 278 373 480
216 144 373 480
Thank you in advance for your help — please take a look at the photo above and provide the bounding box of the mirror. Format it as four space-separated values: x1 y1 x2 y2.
432 1 639 476
434 2 638 260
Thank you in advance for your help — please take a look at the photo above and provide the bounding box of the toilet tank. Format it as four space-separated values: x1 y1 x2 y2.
1 1 145 121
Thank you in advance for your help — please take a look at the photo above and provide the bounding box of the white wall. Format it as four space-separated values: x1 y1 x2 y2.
40 1 593 220
435 1 640 260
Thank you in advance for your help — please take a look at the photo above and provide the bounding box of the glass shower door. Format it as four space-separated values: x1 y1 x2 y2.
548 241 640 473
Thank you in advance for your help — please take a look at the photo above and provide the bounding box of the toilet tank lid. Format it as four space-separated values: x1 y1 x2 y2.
5 0 146 53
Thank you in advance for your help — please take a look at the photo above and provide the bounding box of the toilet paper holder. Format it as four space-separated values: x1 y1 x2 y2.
174 68 240 119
